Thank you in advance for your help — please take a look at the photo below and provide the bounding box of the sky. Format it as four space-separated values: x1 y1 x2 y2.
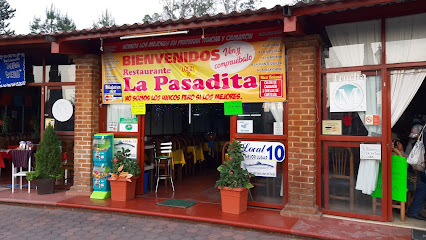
8 0 292 35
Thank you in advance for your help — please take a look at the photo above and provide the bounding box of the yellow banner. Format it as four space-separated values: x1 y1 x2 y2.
102 28 285 104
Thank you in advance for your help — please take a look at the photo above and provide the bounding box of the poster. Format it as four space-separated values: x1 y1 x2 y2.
240 141 285 177
322 120 342 135
45 118 55 128
119 118 138 132
131 101 146 115
107 121 118 132
360 144 381 160
114 138 137 160
102 27 285 104
0 53 25 88
237 120 253 133
329 79 366 112
224 101 243 115
371 155 407 202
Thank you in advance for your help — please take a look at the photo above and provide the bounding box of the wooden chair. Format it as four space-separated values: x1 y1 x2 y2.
328 147 355 211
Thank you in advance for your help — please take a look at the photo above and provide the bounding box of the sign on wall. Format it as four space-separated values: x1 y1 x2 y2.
114 138 137 159
119 118 138 132
240 141 285 177
371 155 407 202
0 53 25 88
360 144 381 160
322 120 342 135
102 28 285 104
237 120 253 133
329 79 366 112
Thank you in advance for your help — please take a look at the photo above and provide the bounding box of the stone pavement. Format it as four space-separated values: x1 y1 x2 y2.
0 204 316 240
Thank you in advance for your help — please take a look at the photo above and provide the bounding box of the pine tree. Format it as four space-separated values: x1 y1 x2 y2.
30 4 76 33
0 0 15 36
92 9 115 28
27 124 63 180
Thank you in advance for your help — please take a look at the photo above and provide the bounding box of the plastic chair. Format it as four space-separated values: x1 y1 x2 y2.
155 142 175 193
11 150 35 193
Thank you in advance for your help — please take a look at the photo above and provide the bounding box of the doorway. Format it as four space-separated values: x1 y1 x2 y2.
141 102 285 208
390 68 426 228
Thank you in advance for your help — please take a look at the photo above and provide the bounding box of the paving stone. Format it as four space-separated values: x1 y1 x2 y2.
0 205 313 240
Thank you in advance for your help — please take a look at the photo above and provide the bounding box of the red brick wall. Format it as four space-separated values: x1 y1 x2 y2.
280 36 321 219
68 54 101 196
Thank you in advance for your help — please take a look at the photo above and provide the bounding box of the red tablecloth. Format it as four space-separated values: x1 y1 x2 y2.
0 150 12 168
12 150 35 168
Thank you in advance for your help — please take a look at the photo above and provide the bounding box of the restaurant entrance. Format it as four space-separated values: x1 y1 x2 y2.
138 102 286 209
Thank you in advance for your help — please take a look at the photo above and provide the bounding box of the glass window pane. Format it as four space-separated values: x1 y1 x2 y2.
47 65 76 83
321 144 382 216
237 102 283 135
33 66 43 83
386 13 426 63
321 71 382 136
106 104 136 132
250 161 284 205
322 20 381 68
45 86 75 131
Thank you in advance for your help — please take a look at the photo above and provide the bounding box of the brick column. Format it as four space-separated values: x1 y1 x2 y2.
280 35 321 219
68 54 101 196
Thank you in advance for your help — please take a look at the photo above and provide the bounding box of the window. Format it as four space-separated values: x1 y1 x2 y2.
321 71 382 136
322 20 381 69
237 102 283 135
386 13 426 63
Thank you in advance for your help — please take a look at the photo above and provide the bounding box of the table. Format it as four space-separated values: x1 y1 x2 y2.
186 146 205 164
0 149 12 175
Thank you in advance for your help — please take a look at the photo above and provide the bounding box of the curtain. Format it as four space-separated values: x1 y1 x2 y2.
264 102 283 123
391 69 426 127
107 104 135 124
357 76 382 136
325 20 381 68
355 159 380 195
386 13 426 63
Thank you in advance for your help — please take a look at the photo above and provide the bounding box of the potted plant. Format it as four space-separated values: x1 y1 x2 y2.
26 124 63 194
215 139 254 214
108 147 141 201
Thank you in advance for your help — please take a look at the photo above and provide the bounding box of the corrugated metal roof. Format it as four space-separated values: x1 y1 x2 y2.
0 5 284 41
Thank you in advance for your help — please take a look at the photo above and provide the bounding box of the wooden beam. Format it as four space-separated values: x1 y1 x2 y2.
283 16 305 36
0 37 49 46
51 41 98 54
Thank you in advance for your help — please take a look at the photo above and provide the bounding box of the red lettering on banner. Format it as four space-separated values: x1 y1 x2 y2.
121 49 221 66
192 79 205 90
149 73 257 91
123 77 148 92
154 76 168 91
182 79 192 90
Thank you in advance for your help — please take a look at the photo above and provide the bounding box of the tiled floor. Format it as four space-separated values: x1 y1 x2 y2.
0 168 422 239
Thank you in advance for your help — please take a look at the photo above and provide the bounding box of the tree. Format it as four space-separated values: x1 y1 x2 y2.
92 9 116 28
30 4 76 33
142 0 262 22
220 0 262 14
0 0 15 36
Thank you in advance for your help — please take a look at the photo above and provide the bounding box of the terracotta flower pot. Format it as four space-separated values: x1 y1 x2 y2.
109 178 137 201
218 186 248 214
